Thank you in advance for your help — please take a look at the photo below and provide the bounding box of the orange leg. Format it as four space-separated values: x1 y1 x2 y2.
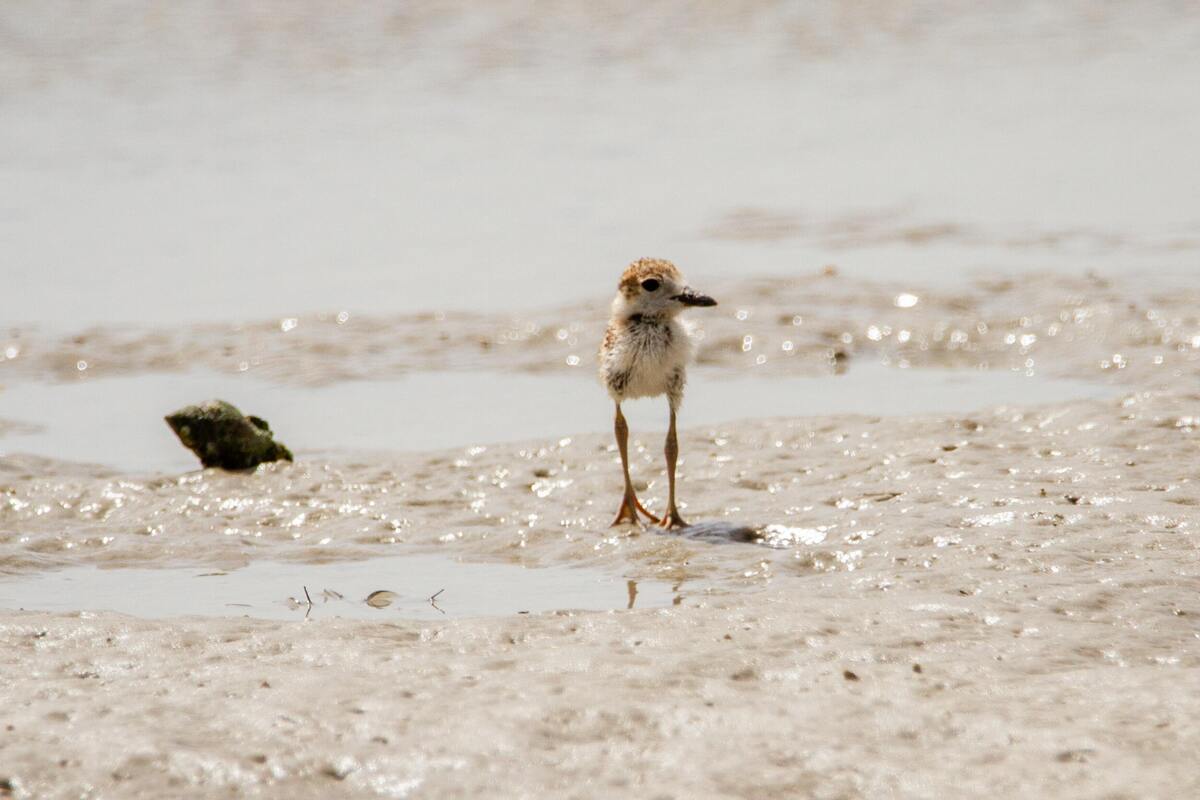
658 406 688 530
611 403 661 527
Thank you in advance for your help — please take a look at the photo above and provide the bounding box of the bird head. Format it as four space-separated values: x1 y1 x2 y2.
612 257 717 320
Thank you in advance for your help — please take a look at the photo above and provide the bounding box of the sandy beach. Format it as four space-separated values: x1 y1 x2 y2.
3 3 1200 798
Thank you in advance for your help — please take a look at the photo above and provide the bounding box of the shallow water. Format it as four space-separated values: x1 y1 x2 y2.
0 554 675 620
0 363 1115 471
2 5 1198 328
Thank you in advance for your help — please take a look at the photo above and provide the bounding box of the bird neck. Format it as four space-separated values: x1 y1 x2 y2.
622 310 671 326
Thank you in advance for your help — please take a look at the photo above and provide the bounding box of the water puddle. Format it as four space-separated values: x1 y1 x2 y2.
0 364 1115 472
0 555 676 620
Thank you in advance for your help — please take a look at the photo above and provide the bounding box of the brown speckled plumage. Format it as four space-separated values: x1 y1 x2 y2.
598 257 717 530
617 257 682 298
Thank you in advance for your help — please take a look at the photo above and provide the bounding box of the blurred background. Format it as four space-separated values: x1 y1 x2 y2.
3 1 1198 329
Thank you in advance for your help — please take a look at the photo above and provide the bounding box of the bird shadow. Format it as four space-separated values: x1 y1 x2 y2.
672 520 764 546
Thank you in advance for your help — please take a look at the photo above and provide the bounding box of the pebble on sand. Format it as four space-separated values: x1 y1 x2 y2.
164 399 293 470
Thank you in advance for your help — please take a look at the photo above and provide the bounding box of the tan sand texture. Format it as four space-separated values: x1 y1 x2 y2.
3 2 1200 797
3 271 1197 387
2 281 1199 795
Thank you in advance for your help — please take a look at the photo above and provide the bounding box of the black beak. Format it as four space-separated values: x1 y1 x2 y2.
674 287 717 307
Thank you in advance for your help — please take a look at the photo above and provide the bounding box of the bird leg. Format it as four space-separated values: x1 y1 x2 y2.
611 403 660 527
658 406 689 529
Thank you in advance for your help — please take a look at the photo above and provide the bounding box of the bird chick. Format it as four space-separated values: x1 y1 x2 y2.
598 257 716 529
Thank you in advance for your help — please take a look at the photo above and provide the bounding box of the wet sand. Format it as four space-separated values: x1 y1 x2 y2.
3 269 1200 796
5 269 1197 389
2 384 1199 797
3 2 1200 798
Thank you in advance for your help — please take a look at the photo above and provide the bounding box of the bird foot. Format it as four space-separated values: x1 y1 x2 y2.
611 503 641 528
611 492 660 528
657 508 689 531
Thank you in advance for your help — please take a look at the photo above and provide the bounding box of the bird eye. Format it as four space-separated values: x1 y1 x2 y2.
641 279 660 292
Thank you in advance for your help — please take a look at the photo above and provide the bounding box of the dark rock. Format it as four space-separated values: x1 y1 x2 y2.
165 400 293 470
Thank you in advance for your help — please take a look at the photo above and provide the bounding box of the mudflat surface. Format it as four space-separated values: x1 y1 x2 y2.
2 3 1199 798
3 381 1199 797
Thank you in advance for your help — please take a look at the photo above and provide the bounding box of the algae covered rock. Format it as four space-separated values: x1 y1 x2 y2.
165 400 293 470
